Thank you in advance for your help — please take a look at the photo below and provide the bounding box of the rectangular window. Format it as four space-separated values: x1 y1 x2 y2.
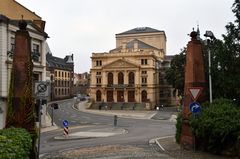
96 78 101 84
142 77 147 84
141 71 147 74
33 44 39 52
160 90 164 97
96 72 101 75
141 59 147 65
32 43 40 62
10 37 15 52
96 60 102 66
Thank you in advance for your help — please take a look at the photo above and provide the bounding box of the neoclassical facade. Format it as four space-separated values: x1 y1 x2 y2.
90 27 166 108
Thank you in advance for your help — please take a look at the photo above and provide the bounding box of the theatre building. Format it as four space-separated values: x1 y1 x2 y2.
90 27 168 109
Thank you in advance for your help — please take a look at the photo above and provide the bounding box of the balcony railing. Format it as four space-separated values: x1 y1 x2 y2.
93 84 148 88
106 84 136 88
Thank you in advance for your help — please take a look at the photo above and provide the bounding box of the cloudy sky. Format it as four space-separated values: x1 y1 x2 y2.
16 0 235 73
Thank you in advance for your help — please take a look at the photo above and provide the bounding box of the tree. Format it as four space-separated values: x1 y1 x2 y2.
167 0 240 103
209 0 240 102
165 48 186 96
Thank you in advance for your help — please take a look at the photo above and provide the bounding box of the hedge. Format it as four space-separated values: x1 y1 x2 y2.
190 98 240 155
175 98 240 156
0 128 32 159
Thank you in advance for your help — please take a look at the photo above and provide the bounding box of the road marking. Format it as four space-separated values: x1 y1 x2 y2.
150 135 174 151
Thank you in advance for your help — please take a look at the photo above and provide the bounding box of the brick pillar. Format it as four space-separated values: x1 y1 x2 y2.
180 31 207 149
11 22 33 127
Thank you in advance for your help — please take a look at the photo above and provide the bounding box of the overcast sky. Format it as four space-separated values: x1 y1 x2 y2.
16 0 235 73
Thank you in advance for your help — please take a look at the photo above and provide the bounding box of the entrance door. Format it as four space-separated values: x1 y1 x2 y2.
107 91 113 102
96 90 102 102
128 91 135 102
117 91 124 102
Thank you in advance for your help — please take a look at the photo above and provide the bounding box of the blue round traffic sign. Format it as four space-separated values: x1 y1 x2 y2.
189 102 201 114
63 120 69 127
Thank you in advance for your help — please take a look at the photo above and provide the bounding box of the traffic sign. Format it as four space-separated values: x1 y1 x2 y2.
189 102 201 114
35 82 49 98
63 120 69 127
188 87 203 101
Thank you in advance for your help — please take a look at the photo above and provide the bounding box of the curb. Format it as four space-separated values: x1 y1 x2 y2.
73 101 157 120
149 135 174 151
53 128 128 140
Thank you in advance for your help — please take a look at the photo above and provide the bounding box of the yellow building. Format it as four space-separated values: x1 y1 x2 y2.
90 27 166 109
46 53 74 100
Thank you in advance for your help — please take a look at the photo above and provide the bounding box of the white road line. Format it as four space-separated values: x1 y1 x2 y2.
150 135 174 152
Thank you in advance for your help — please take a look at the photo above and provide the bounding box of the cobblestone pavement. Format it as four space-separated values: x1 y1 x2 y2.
41 144 174 159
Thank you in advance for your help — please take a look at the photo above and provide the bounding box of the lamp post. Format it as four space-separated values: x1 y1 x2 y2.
204 31 215 103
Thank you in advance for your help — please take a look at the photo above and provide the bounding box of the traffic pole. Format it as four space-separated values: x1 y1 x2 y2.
63 126 69 138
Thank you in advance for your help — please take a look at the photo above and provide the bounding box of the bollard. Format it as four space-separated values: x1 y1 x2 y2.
114 115 117 127
63 126 69 138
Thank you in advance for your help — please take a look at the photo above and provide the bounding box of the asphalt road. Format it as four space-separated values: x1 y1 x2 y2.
40 99 176 157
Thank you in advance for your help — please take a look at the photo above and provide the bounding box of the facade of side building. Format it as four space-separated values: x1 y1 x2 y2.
0 0 48 128
46 53 74 101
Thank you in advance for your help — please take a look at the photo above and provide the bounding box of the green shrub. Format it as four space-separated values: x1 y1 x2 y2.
175 112 182 144
0 128 32 159
190 98 240 155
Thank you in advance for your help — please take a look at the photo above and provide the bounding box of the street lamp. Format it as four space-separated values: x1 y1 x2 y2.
204 30 215 103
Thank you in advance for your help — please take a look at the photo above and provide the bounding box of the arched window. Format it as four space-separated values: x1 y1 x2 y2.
141 90 148 102
118 72 124 84
128 72 135 85
96 90 102 102
107 72 113 85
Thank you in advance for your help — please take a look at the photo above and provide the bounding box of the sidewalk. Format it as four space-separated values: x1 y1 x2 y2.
152 136 233 159
75 101 157 120
40 112 58 133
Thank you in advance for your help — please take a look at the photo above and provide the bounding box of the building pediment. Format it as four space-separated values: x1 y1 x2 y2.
102 58 140 69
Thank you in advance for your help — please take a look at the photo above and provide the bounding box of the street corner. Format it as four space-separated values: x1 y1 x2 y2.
169 114 177 122
149 136 176 152
156 136 179 154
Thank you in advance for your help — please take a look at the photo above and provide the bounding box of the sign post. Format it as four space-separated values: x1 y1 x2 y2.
189 101 201 152
63 120 69 138
35 82 49 98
